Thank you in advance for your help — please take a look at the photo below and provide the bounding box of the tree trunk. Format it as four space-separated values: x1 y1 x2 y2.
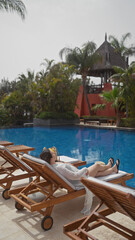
126 98 128 118
116 111 121 127
126 78 129 118
82 74 93 116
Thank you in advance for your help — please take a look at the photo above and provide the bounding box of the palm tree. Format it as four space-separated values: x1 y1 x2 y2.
109 33 135 64
101 88 123 126
0 0 26 20
40 59 55 72
59 41 102 115
92 87 124 126
17 70 35 94
110 62 135 118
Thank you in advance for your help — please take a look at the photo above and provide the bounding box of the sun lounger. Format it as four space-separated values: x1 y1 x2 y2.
64 177 135 240
9 154 134 231
59 155 86 167
0 141 14 146
0 144 84 200
0 145 36 199
6 144 35 157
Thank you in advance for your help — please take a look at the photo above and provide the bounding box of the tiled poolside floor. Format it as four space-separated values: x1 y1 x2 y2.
0 154 135 240
0 177 135 240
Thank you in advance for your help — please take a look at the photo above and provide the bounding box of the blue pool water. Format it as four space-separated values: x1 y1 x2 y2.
0 126 135 187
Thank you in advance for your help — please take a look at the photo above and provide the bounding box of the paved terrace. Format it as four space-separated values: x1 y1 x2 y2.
0 168 135 239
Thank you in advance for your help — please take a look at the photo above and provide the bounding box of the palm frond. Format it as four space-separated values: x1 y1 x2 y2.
100 91 113 102
123 46 135 56
130 61 135 69
92 103 106 111
0 0 26 20
82 41 97 55
109 35 120 51
109 32 135 57
59 47 72 60
110 74 121 82
59 41 102 77
121 32 131 45
113 66 125 74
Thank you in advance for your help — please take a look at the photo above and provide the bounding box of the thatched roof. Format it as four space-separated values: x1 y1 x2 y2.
89 34 128 77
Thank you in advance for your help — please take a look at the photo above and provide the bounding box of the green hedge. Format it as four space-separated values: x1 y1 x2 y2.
119 118 135 128
36 111 79 120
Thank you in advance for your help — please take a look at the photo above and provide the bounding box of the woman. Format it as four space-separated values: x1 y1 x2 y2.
40 148 120 182
40 148 120 214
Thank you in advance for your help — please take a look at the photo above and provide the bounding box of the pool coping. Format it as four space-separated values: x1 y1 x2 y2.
77 122 135 131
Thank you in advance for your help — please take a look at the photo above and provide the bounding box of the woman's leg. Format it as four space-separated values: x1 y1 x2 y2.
87 161 117 177
94 164 118 177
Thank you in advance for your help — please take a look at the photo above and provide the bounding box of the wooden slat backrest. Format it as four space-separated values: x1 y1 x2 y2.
0 148 32 172
81 177 135 220
0 150 19 169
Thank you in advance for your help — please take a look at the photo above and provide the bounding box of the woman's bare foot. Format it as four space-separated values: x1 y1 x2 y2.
107 157 114 168
116 159 120 173
112 159 120 173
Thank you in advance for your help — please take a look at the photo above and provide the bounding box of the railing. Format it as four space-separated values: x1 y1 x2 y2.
83 117 116 126
86 84 104 94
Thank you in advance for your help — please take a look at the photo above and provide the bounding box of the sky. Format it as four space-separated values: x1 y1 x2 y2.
0 0 135 82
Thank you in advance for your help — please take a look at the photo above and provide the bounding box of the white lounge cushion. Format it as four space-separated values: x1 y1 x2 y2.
97 170 127 182
87 176 135 197
59 156 79 163
23 154 76 190
0 145 5 150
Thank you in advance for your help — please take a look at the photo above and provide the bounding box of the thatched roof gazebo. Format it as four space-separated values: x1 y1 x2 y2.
75 34 129 117
88 34 128 83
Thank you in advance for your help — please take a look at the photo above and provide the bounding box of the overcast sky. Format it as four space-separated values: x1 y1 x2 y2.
0 0 135 82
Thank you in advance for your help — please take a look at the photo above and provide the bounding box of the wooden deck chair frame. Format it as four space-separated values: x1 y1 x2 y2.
9 155 86 231
64 177 135 240
0 146 36 199
9 154 134 231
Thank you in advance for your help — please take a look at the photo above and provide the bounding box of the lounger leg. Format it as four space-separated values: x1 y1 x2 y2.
121 180 126 186
1 181 12 199
44 206 54 216
41 206 54 231
1 180 12 190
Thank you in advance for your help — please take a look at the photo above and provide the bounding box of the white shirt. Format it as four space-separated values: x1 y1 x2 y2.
53 162 88 189
53 162 94 214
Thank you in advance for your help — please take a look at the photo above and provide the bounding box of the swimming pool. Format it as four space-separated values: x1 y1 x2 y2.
0 126 135 187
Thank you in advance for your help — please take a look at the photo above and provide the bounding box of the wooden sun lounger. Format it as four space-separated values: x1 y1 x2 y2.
6 145 35 157
0 141 14 146
9 154 134 231
0 145 36 199
59 155 86 168
0 144 84 200
64 177 135 240
9 154 86 231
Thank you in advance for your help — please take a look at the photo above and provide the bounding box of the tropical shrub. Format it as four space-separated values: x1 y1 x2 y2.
119 118 135 128
0 63 81 126
36 111 79 120
35 63 81 114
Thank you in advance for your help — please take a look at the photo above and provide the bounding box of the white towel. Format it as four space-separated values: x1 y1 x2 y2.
81 186 94 215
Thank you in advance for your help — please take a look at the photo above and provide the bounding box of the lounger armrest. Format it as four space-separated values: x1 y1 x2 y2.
59 156 81 163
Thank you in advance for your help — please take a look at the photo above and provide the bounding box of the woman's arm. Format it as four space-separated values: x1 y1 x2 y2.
54 164 88 180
